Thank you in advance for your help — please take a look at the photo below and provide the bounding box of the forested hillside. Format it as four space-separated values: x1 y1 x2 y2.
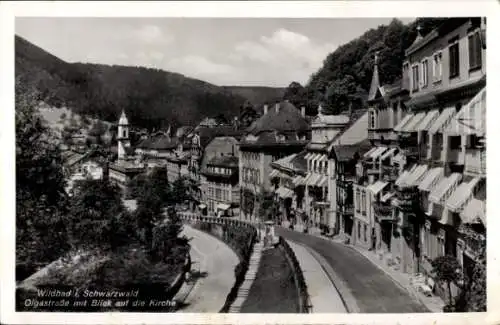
15 36 281 130
282 18 448 115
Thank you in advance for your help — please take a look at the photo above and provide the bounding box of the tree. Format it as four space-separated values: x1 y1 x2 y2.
68 179 126 252
15 82 71 280
171 177 189 204
283 81 307 108
432 255 463 308
465 247 486 311
239 100 260 129
324 75 357 115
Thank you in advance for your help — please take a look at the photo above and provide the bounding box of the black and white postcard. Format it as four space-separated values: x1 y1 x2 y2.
1 1 498 325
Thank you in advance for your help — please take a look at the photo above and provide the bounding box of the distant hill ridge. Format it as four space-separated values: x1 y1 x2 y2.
15 35 284 130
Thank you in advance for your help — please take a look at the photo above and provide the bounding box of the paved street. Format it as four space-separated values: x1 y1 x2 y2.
175 225 239 313
276 227 429 313
287 241 347 313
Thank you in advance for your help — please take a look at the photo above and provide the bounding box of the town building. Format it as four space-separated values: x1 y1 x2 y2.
269 101 368 233
364 18 488 302
200 138 240 217
108 111 146 196
239 101 310 222
187 126 242 210
352 53 411 255
301 105 350 232
198 136 241 216
62 148 108 195
328 140 372 242
269 152 308 225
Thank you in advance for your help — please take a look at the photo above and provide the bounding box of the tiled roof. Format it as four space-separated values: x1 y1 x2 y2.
332 139 373 162
240 130 309 148
195 126 243 148
150 136 178 150
246 101 310 135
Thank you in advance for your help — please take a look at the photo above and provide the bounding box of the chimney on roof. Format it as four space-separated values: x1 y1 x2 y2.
264 104 268 115
275 102 280 113
301 106 306 118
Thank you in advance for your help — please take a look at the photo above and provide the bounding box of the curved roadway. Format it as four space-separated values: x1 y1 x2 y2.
276 227 428 313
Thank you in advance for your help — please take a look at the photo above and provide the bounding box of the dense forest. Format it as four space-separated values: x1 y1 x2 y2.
282 18 449 115
15 36 283 130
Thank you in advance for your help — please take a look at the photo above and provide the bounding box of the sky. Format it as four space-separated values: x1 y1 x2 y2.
16 17 415 87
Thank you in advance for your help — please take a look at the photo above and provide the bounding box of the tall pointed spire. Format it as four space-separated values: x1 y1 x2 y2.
368 51 380 102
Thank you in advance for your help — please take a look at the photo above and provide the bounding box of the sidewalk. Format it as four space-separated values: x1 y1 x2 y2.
281 225 445 313
286 241 347 313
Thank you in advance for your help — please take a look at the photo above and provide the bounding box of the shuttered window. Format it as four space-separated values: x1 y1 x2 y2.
468 31 482 70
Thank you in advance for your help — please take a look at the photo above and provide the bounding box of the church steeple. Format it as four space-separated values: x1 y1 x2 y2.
368 51 380 102
117 110 130 160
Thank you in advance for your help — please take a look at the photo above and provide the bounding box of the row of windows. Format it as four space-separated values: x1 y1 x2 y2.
243 152 260 162
406 28 482 93
206 166 233 175
355 188 367 216
206 186 232 201
242 167 260 184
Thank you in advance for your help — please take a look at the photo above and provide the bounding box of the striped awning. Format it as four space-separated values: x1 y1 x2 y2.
269 169 280 178
370 146 387 160
380 147 397 161
428 107 456 134
317 154 328 163
401 112 426 132
445 87 486 136
395 165 417 187
363 147 378 158
217 203 231 210
367 180 389 195
416 110 440 131
460 198 486 225
304 152 313 160
292 175 305 186
381 192 395 203
317 175 328 187
446 177 482 213
394 113 414 132
306 173 322 186
429 173 462 204
403 164 429 187
418 167 444 192
276 186 294 199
